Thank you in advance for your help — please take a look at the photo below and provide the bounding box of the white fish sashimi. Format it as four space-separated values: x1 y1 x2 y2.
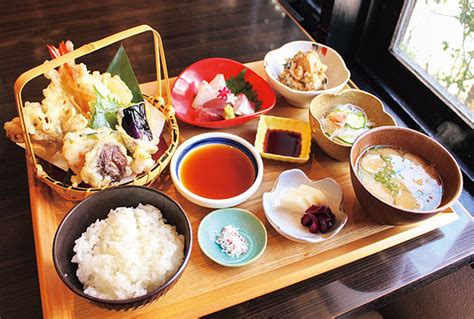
274 184 329 215
192 74 257 115
209 74 227 91
233 93 255 115
192 81 217 109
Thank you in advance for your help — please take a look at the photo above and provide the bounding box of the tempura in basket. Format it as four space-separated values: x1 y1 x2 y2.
4 40 163 188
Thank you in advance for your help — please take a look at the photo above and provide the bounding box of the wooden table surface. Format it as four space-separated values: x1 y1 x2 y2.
0 1 472 318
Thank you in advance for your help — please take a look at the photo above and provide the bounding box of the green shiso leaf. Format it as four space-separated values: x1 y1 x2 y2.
106 44 144 103
226 68 247 93
226 68 262 111
89 87 124 129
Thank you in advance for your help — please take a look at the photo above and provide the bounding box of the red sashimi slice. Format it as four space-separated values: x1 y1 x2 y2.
195 98 226 122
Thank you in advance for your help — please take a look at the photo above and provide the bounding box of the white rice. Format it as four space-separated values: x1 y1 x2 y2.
71 203 185 300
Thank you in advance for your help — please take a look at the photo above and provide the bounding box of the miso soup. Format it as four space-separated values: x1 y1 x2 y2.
356 146 443 211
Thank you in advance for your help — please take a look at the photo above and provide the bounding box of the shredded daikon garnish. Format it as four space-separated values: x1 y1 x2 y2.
216 225 249 258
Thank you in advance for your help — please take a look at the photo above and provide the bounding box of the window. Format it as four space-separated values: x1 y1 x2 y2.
391 0 473 127
350 0 473 186
283 0 473 204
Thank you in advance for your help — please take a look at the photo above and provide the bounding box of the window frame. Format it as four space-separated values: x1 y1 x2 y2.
280 0 473 204
389 0 473 127
320 0 473 189
354 0 472 177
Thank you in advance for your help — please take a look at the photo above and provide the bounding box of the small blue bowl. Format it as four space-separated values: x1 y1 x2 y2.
198 208 267 267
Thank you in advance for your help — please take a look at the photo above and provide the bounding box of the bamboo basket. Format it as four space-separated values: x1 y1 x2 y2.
13 25 179 201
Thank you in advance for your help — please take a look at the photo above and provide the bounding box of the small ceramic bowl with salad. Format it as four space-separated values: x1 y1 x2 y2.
171 58 276 129
309 89 397 161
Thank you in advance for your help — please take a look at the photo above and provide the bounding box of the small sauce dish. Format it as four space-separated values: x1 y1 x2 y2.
198 208 267 267
254 115 312 163
170 132 264 208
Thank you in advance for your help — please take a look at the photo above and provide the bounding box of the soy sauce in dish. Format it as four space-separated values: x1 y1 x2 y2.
264 129 302 157
179 144 255 199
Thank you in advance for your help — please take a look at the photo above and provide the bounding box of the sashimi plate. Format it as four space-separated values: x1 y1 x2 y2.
171 58 276 129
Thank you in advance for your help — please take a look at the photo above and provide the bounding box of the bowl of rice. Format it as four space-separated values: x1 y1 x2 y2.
52 185 192 310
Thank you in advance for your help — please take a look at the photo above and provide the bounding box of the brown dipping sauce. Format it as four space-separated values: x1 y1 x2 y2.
264 129 302 157
179 144 256 199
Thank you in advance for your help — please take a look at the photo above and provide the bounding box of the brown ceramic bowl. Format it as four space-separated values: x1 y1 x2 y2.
53 186 192 310
349 126 462 225
309 89 397 161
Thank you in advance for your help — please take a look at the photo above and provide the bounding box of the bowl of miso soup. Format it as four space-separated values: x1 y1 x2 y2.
349 126 462 225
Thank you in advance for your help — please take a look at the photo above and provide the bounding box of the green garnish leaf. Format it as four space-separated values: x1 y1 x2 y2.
106 45 144 103
88 87 124 129
226 68 246 93
380 155 392 164
372 154 402 194
375 168 400 194
226 68 262 111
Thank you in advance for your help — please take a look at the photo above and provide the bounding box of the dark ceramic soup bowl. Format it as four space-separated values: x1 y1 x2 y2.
349 126 462 225
53 186 192 310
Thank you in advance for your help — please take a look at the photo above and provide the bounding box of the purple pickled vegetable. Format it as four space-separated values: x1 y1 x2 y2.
300 205 336 234
121 102 153 141
301 214 313 227
305 205 324 215
301 207 319 233
315 210 336 233
308 220 319 233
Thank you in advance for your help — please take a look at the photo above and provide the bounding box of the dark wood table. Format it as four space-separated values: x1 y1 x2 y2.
0 1 472 318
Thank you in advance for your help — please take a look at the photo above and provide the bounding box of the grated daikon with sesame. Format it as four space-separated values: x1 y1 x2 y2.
216 225 249 258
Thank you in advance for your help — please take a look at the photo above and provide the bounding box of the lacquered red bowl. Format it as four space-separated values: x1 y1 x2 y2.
171 58 276 129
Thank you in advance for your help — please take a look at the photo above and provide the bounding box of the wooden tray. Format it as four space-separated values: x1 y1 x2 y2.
28 61 458 318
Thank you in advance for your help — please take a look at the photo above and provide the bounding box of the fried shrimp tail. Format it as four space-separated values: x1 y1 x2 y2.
47 40 94 117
